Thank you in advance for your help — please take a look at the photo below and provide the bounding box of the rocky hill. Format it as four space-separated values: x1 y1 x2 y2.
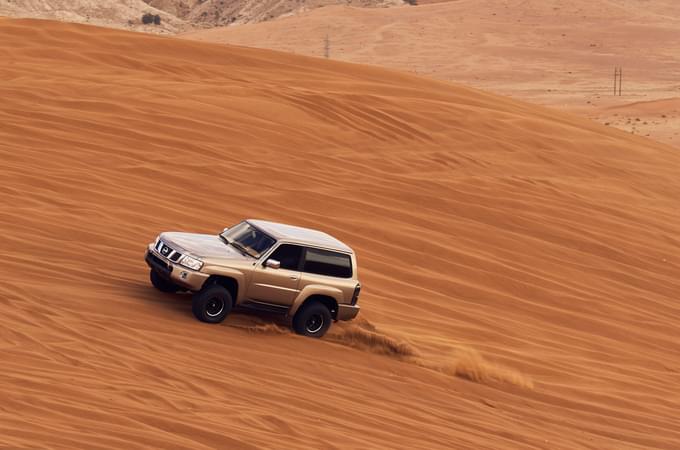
0 0 407 32
146 0 405 27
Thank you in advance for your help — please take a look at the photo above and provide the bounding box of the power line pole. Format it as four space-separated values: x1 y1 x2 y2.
324 33 330 59
614 67 617 96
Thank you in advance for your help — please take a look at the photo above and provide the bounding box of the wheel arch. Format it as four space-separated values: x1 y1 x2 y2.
204 275 239 306
291 292 340 320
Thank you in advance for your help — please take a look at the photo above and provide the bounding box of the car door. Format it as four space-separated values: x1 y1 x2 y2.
247 243 303 305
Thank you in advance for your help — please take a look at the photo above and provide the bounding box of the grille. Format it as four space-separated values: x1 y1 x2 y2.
155 239 183 262
147 252 171 274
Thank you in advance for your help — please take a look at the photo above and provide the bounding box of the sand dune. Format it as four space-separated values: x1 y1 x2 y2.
2 17 680 449
183 0 680 147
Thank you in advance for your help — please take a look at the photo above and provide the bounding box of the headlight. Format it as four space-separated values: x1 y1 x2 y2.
180 255 203 271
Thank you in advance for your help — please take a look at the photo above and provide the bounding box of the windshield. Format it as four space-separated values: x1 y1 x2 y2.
220 222 276 258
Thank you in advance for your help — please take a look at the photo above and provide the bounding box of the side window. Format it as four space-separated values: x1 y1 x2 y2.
268 244 302 271
303 248 352 278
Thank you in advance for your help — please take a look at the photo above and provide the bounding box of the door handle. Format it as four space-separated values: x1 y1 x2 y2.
289 276 299 280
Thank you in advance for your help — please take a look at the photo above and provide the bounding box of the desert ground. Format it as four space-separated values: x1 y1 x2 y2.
2 16 680 450
184 0 680 147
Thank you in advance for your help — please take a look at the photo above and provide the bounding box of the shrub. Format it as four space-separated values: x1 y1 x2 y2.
142 13 161 25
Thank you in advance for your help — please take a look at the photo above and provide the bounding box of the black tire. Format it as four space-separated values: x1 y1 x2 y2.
192 285 233 324
293 302 332 338
150 270 180 293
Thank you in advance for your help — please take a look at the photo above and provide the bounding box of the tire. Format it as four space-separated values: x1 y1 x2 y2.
192 285 233 324
293 302 332 338
150 269 180 293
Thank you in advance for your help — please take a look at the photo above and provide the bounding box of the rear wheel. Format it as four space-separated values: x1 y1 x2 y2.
192 285 233 324
293 302 332 338
150 270 180 293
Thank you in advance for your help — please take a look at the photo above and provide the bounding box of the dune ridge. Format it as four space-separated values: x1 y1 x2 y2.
1 18 680 449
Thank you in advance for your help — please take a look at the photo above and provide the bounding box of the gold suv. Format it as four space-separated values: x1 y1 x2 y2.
145 219 361 337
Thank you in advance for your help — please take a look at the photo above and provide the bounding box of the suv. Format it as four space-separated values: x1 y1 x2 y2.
144 219 361 338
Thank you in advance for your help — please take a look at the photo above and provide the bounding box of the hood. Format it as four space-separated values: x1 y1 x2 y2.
160 232 249 261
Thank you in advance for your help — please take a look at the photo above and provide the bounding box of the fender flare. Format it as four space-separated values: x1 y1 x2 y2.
289 284 344 318
202 266 247 303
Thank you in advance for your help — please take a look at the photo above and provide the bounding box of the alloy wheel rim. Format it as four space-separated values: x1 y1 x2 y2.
305 314 324 334
206 297 225 317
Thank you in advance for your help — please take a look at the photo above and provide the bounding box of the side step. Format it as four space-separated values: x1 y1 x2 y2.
239 300 290 315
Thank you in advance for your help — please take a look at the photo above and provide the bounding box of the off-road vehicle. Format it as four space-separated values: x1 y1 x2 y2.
144 219 361 338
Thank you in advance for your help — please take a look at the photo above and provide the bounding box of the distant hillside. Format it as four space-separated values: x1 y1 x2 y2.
0 0 408 32
0 0 186 32
145 0 405 27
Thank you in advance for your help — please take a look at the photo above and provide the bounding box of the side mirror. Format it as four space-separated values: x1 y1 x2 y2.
265 259 281 269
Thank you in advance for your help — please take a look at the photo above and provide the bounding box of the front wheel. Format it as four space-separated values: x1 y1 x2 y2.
150 270 180 293
293 302 332 338
192 285 233 324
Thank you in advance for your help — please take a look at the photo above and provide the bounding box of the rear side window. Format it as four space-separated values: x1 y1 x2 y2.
268 244 302 271
303 248 352 278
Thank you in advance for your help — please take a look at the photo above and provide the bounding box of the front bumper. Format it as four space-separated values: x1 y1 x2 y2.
336 304 360 321
145 245 209 291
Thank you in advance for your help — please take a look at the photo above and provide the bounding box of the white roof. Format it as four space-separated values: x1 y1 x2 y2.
247 219 352 253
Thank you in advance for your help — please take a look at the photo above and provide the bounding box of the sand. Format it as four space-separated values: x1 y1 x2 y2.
183 0 680 147
1 17 680 449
